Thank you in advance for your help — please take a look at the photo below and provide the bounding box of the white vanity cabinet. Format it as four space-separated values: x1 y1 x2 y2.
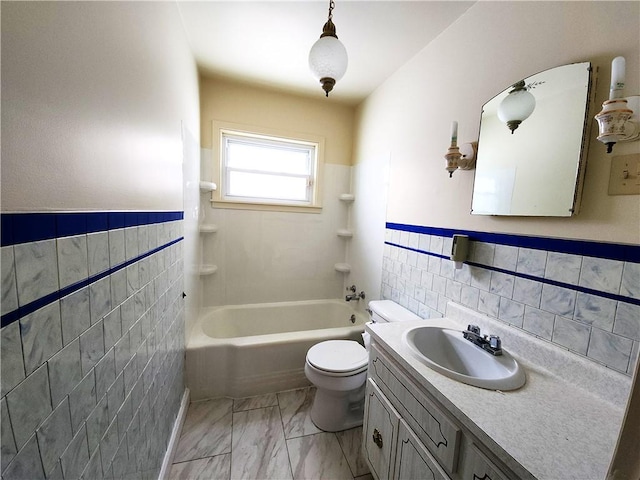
363 343 520 480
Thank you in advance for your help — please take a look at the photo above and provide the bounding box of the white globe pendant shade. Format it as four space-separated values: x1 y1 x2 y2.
497 82 536 134
309 35 348 97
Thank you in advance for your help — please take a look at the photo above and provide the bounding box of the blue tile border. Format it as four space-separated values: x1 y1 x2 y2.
1 211 184 247
1 236 184 329
386 223 640 263
0 211 185 328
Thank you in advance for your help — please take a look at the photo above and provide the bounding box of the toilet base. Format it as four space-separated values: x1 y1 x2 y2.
310 383 365 432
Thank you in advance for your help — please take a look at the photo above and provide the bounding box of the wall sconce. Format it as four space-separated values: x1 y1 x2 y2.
445 121 477 178
595 56 640 153
308 0 348 97
497 80 544 134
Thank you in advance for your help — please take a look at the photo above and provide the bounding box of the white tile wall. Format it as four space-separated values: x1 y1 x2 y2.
0 217 185 480
382 228 640 375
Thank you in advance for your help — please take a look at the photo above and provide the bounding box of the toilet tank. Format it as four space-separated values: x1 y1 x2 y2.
368 300 421 323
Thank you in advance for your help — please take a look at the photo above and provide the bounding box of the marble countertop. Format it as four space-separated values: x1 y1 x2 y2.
366 303 631 480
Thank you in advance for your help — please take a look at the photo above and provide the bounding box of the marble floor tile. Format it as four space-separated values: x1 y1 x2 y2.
173 398 233 463
287 432 353 480
336 426 370 477
169 454 230 480
231 406 292 480
233 393 278 412
277 387 321 439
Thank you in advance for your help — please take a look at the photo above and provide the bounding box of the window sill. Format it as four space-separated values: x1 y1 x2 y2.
211 199 322 214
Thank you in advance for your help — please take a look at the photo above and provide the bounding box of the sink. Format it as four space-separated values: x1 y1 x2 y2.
402 326 526 391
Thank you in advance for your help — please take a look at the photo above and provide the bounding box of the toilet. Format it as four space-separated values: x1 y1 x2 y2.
304 300 421 432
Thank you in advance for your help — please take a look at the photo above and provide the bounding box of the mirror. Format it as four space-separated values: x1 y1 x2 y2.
471 62 592 216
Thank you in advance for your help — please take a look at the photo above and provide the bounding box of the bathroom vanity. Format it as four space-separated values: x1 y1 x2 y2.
362 303 631 480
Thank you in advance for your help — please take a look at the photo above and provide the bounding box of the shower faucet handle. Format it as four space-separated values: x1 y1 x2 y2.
347 285 357 293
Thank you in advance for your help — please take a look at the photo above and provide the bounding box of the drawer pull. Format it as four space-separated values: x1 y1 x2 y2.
372 428 383 448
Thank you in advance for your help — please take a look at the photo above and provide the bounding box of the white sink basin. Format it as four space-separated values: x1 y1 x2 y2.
402 326 526 391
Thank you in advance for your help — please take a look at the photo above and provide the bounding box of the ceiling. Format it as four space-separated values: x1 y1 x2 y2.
177 1 475 105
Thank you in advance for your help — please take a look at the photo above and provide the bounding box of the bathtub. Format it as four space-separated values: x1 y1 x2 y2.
186 299 367 400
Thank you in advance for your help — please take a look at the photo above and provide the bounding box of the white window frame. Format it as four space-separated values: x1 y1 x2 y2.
211 121 325 213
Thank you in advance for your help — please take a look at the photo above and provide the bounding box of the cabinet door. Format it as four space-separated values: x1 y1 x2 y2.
394 420 450 480
363 379 400 480
464 444 509 480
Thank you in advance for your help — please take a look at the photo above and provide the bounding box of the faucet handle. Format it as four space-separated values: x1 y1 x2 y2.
489 335 501 350
467 324 481 335
347 285 356 293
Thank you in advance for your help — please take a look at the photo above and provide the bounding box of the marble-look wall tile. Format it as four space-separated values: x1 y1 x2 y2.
80 320 105 376
57 235 89 289
47 339 82 406
579 256 623 294
99 418 119 474
1 397 17 471
540 284 576 317
430 236 443 255
6 364 52 449
287 432 352 480
493 244 518 270
2 434 45 480
545 251 582 285
470 242 494 266
20 302 63 375
36 398 73 475
1 246 18 315
498 298 525 328
1 322 26 396
587 328 633 373
478 291 500 318
629 342 639 376
418 234 431 252
489 272 514 298
512 277 542 308
103 307 122 351
85 395 109 455
620 262 640 299
110 269 127 310
470 266 491 292
613 302 640 341
574 293 616 331
94 349 116 400
552 316 590 355
231 406 292 480
60 288 91 346
523 307 555 340
108 229 125 268
124 227 139 262
87 232 110 277
81 448 104 480
89 277 112 325
516 248 547 277
14 239 59 306
61 424 90 480
69 371 97 434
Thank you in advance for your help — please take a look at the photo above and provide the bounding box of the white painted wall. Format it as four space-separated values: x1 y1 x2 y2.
353 1 640 244
1 2 199 212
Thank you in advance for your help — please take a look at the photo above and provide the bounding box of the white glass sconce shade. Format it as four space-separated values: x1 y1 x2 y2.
309 35 348 96
498 84 536 134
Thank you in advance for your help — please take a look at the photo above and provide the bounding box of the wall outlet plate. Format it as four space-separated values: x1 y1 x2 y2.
608 153 640 195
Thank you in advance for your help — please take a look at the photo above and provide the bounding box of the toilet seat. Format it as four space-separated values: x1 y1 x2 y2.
306 340 368 376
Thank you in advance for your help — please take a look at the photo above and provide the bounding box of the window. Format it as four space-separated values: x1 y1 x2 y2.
212 124 324 212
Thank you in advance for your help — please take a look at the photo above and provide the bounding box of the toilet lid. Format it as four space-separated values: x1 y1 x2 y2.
307 340 368 374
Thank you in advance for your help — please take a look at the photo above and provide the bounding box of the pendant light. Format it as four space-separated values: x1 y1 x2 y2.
308 0 348 97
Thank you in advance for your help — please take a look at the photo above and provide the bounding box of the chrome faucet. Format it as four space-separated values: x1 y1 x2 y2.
462 324 502 356
345 285 366 302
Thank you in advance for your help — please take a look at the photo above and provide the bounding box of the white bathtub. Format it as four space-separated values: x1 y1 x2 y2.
186 299 367 400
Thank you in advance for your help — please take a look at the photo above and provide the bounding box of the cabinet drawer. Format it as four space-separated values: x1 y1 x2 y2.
395 420 450 480
363 379 400 480
464 444 509 480
370 347 460 474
